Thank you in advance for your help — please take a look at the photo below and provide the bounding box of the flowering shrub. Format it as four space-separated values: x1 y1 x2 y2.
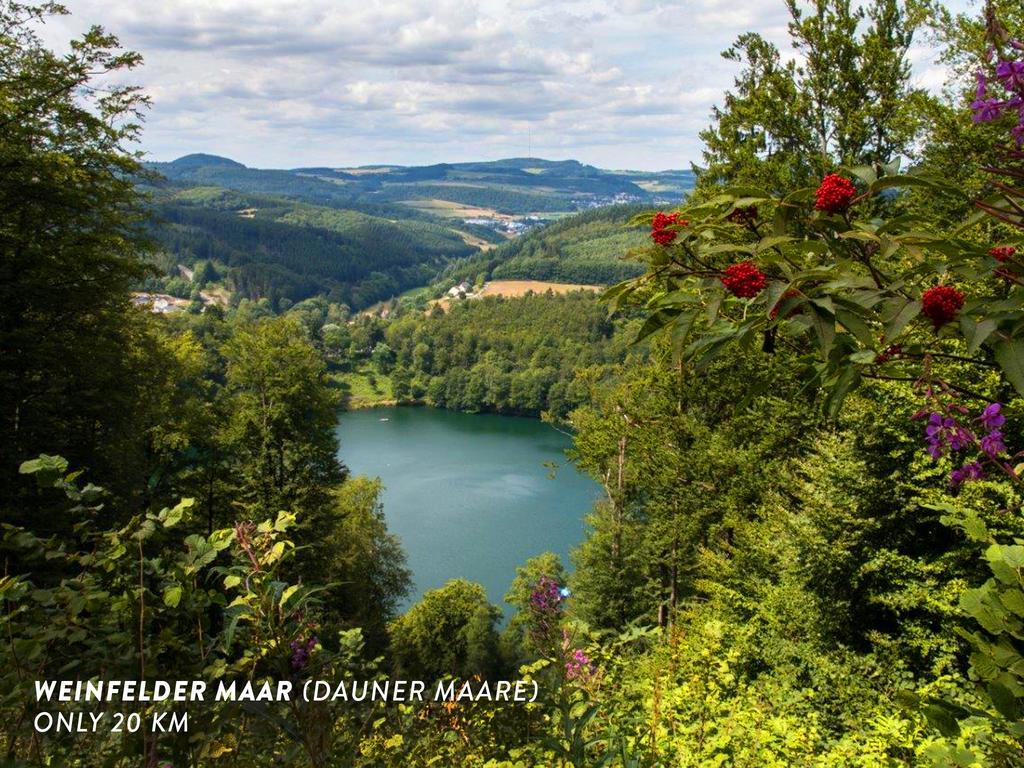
918 400 1013 487
290 632 319 670
814 173 858 213
610 158 1022 419
726 204 758 225
990 245 1017 262
564 648 594 681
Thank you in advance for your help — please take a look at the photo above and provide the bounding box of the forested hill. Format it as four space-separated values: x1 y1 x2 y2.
440 205 651 286
143 183 482 309
147 154 693 214
140 155 689 309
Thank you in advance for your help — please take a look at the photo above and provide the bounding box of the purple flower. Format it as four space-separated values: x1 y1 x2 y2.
973 97 1006 123
925 412 949 458
949 425 974 451
924 410 979 457
996 60 1024 91
290 635 317 670
529 576 564 613
950 461 985 488
981 430 1007 457
565 648 593 680
980 403 1005 431
976 69 989 101
925 412 975 457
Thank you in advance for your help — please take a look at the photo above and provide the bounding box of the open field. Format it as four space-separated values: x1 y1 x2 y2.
399 199 513 220
429 279 603 312
454 230 500 250
476 280 602 298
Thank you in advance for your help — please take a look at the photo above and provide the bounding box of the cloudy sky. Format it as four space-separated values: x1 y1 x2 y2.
44 0 976 171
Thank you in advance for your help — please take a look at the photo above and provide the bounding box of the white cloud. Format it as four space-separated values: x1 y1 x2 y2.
38 0 977 170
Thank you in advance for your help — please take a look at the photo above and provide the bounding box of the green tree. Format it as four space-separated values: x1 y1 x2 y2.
320 477 410 651
696 0 930 194
220 317 343 515
389 579 502 680
0 1 154 506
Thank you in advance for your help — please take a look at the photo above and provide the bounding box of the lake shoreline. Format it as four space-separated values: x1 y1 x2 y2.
339 399 551 423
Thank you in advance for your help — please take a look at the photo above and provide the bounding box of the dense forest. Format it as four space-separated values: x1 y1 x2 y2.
144 186 478 309
4 0 1024 767
380 292 637 416
442 205 650 286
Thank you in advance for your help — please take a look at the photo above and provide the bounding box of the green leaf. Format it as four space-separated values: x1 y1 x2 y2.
19 454 69 487
634 309 677 344
987 681 1020 721
835 309 875 346
869 174 946 194
163 585 183 608
755 235 795 252
961 317 998 355
922 704 962 737
837 230 881 244
988 544 1024 569
280 584 300 608
993 339 1024 396
883 300 921 343
846 165 877 187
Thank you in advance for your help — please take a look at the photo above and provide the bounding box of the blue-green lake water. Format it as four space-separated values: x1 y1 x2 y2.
336 406 601 610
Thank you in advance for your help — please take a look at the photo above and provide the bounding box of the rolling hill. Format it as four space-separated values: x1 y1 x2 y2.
438 205 651 287
143 184 481 309
147 154 693 215
139 155 691 309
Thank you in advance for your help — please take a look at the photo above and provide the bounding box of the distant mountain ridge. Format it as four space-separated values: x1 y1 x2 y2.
147 154 693 214
138 153 693 311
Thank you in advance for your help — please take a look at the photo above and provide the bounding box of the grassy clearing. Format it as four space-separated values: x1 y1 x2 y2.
331 361 394 409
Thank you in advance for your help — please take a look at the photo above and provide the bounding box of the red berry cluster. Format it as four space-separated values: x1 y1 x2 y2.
921 285 964 329
721 261 767 298
726 205 758 226
650 211 687 246
814 174 857 213
990 245 1018 262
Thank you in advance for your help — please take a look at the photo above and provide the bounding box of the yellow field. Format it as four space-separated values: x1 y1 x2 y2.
400 199 512 220
429 280 603 312
475 280 602 298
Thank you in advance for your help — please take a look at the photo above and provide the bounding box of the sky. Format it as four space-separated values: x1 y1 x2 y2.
43 0 977 171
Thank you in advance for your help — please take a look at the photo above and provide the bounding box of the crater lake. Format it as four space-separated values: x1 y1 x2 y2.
336 406 601 610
